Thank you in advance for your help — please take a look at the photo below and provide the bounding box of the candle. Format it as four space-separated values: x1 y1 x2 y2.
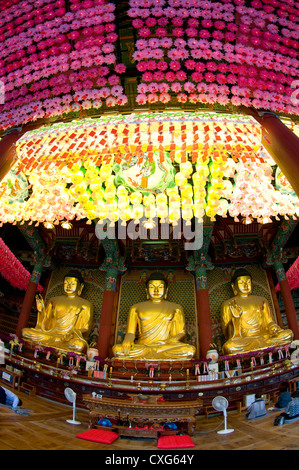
186 369 189 376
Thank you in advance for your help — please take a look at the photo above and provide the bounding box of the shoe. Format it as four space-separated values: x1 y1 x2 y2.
274 415 285 426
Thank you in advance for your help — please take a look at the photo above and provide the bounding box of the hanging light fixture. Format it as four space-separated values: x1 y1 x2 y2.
142 219 156 230
43 221 54 229
61 221 73 230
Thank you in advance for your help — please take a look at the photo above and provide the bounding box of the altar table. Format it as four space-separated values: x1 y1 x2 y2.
82 394 203 436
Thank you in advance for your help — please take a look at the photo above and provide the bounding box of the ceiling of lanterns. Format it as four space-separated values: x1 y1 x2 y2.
0 111 298 230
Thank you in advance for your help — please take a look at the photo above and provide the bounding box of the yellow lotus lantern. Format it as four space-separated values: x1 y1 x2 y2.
175 172 187 188
106 198 119 222
94 199 108 219
180 161 193 177
85 168 99 184
181 183 193 198
90 186 105 200
68 162 82 173
77 193 91 205
194 201 206 220
143 194 155 206
69 183 88 196
166 187 179 197
130 191 143 205
70 171 85 185
169 193 180 205
205 204 218 220
156 193 168 221
104 185 116 203
82 199 94 212
169 205 181 225
131 203 144 223
144 195 157 219
118 196 130 210
182 211 194 224
117 185 128 197
119 208 132 224
100 164 113 180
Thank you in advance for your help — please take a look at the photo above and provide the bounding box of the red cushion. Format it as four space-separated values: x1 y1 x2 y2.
76 429 118 444
157 435 195 449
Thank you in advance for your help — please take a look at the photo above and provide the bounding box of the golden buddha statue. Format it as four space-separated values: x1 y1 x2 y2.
112 272 196 360
22 270 94 354
221 268 293 355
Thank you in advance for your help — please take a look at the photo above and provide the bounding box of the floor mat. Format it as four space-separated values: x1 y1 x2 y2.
157 434 195 449
76 428 119 444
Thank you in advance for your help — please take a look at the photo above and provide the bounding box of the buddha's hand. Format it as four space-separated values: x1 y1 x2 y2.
229 300 243 318
168 334 184 343
62 333 73 342
36 294 45 312
267 321 280 336
122 340 133 354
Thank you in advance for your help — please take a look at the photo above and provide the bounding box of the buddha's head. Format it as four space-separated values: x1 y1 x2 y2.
146 272 168 302
63 270 84 297
231 269 252 296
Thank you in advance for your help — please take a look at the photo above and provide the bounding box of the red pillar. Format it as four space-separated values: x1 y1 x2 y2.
251 111 299 197
97 268 118 358
0 130 21 181
0 122 46 182
16 263 43 338
279 280 299 340
274 261 299 340
195 267 212 358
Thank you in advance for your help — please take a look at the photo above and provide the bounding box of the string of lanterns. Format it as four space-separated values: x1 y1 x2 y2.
0 112 298 228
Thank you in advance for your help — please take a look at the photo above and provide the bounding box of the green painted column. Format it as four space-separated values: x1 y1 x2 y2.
195 265 213 358
97 267 119 358
16 223 53 338
186 217 214 358
96 234 126 358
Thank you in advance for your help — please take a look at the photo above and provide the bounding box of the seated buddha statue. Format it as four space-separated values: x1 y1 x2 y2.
112 272 196 360
221 268 293 355
22 270 94 354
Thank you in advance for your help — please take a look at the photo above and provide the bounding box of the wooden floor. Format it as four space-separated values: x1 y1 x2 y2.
1 387 299 452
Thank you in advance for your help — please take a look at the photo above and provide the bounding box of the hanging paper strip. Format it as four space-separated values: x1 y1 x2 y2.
15 112 265 174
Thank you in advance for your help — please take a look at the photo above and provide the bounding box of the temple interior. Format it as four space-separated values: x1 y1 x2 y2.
0 0 299 452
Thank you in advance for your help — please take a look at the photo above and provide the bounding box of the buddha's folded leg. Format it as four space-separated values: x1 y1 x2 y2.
67 336 88 353
265 329 293 346
22 328 53 345
155 342 196 359
112 343 152 358
223 337 269 355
